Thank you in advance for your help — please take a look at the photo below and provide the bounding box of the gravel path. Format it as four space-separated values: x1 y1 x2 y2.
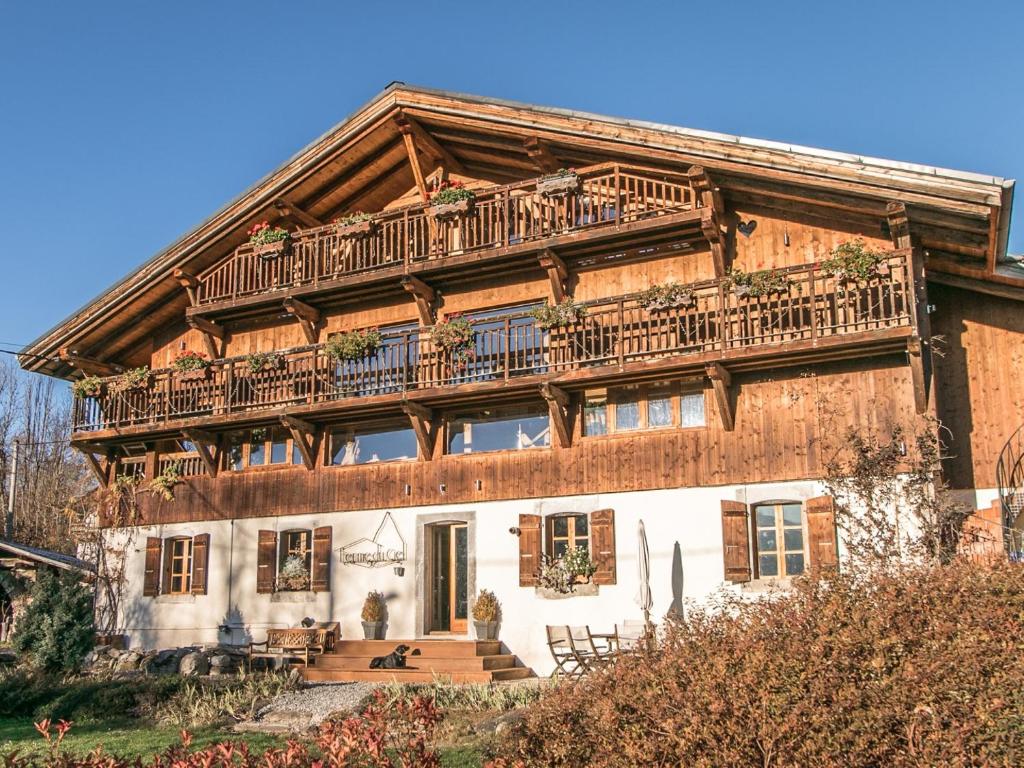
241 682 377 732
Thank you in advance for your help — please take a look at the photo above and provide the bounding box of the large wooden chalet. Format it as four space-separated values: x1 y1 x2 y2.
19 85 1022 678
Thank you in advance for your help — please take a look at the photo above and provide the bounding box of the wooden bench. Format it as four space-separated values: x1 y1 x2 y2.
248 622 339 669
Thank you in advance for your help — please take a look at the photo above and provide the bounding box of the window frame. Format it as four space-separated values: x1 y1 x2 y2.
582 380 707 438
225 427 304 471
544 513 591 561
277 528 313 592
327 422 420 466
751 501 807 580
166 536 194 595
445 402 552 456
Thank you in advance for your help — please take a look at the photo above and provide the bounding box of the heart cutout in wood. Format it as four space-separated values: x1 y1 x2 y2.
737 219 757 238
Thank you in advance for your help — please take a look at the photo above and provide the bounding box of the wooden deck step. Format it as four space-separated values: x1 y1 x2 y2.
301 667 534 684
314 654 516 672
328 640 500 658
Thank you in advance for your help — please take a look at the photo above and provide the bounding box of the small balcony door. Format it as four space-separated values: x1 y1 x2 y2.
428 522 468 633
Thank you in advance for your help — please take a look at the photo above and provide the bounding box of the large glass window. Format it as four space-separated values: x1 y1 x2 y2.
227 428 303 470
448 405 550 454
754 502 806 578
583 381 706 436
330 425 419 465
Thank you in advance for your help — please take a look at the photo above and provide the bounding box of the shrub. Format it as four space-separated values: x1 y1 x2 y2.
71 376 103 399
472 590 500 622
148 461 182 502
11 570 93 673
820 239 889 283
152 672 297 728
361 590 385 622
495 561 1024 767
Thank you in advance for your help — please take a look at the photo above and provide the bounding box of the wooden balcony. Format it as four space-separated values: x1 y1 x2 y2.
193 164 700 312
74 252 919 439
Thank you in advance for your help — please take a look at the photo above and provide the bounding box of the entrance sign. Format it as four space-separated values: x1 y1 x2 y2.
340 511 407 567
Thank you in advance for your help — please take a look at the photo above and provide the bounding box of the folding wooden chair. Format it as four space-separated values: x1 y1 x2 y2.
569 625 615 671
614 619 647 652
546 625 589 678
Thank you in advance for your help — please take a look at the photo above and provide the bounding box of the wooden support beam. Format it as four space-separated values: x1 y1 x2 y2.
706 362 735 431
273 198 322 229
886 201 914 250
523 136 561 173
283 297 322 344
186 316 225 361
395 112 465 174
182 429 219 478
402 402 436 461
73 444 112 487
401 275 437 326
396 119 430 203
907 336 929 414
540 382 571 448
538 249 570 303
279 415 319 471
59 349 123 377
173 268 200 306
688 166 729 277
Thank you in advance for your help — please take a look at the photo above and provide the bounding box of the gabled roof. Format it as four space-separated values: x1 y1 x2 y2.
0 539 95 574
19 83 1016 378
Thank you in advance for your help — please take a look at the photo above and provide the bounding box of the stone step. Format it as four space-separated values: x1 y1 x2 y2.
314 653 516 672
329 639 500 658
300 666 534 684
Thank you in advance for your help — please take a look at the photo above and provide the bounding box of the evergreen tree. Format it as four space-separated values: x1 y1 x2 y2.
12 569 93 671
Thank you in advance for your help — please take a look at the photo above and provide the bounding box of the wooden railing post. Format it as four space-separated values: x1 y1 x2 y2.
613 165 621 227
225 360 234 415
504 318 511 380
717 282 728 352
403 209 410 268
809 264 819 345
617 298 626 367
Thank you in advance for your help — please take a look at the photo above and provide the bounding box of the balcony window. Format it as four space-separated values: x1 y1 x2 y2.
448 404 550 455
227 428 303 470
329 425 418 465
583 381 706 437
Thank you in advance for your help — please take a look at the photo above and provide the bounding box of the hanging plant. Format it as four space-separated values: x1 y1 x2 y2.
243 352 283 376
334 211 377 239
727 267 794 299
537 168 581 197
431 314 476 372
103 475 142 526
325 328 383 362
529 298 587 329
427 180 475 219
820 240 890 284
247 221 291 259
637 282 696 311
148 461 182 502
172 350 211 381
110 366 151 394
71 375 104 400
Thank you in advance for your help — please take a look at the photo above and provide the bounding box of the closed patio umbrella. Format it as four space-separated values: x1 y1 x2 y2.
636 519 653 628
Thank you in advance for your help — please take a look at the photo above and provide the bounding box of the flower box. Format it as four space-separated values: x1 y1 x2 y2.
538 172 581 198
253 239 291 260
178 367 211 382
335 219 376 240
428 198 473 220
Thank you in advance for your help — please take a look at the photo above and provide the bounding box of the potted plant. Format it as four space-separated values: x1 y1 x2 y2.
361 590 386 640
172 350 211 381
431 314 476 373
276 555 311 592
247 221 291 260
71 375 104 399
427 180 475 220
727 267 794 299
242 352 283 376
334 212 376 240
110 366 151 394
562 545 597 585
537 168 581 198
820 239 890 284
529 298 587 329
325 328 383 362
637 282 696 311
472 589 501 640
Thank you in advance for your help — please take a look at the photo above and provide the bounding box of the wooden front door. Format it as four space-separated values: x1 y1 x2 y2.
428 522 468 633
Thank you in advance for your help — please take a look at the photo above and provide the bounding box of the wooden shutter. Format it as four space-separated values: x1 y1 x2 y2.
143 537 162 597
161 538 175 594
590 509 617 585
311 526 332 593
257 530 277 594
191 534 210 595
806 495 839 575
721 500 752 583
518 514 541 586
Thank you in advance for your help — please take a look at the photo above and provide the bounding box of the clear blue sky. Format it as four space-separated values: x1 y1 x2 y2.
2 0 1022 354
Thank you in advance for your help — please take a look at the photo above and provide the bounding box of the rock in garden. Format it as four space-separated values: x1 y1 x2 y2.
179 651 210 677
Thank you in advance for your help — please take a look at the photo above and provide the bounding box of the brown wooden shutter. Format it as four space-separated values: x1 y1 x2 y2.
143 537 162 597
257 530 277 594
191 534 210 595
161 538 175 595
311 526 332 593
806 495 839 575
590 509 617 585
518 514 541 586
721 500 752 583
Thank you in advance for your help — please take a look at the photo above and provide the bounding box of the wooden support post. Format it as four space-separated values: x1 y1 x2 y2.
688 166 729 277
706 362 735 431
402 402 436 461
886 201 913 250
283 297 322 344
907 336 928 414
173 268 200 306
888 202 931 414
273 198 322 229
73 444 112 487
523 136 561 173
540 382 571 448
182 428 220 478
396 119 430 203
401 275 437 326
538 249 570 303
186 316 225 361
59 349 123 377
395 112 464 174
279 415 319 471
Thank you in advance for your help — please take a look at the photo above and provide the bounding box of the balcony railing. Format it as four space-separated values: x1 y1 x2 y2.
74 252 915 434
195 164 698 306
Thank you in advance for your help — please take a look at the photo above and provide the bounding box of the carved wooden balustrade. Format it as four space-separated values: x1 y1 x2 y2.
74 252 916 434
195 164 697 306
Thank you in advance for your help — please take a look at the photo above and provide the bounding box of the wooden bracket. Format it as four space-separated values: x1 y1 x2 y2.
687 166 729 277
538 249 570 303
706 362 736 431
906 336 929 414
182 428 220 478
186 316 225 361
886 201 914 250
173 269 200 306
523 136 561 173
73 444 113 487
401 275 437 326
540 382 572 448
395 116 430 203
394 112 464 174
59 349 123 377
279 415 320 471
283 297 322 344
402 402 437 461
273 198 322 229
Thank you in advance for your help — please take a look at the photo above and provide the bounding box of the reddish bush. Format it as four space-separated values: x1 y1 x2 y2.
12 691 440 768
494 562 1024 767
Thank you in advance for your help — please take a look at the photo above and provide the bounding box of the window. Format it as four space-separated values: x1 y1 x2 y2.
330 425 418 465
448 404 550 454
277 529 312 591
583 381 705 436
753 502 806 578
167 537 193 595
227 428 303 470
546 514 589 559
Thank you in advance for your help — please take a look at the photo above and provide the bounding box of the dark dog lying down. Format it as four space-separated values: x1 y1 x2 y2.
369 644 410 669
